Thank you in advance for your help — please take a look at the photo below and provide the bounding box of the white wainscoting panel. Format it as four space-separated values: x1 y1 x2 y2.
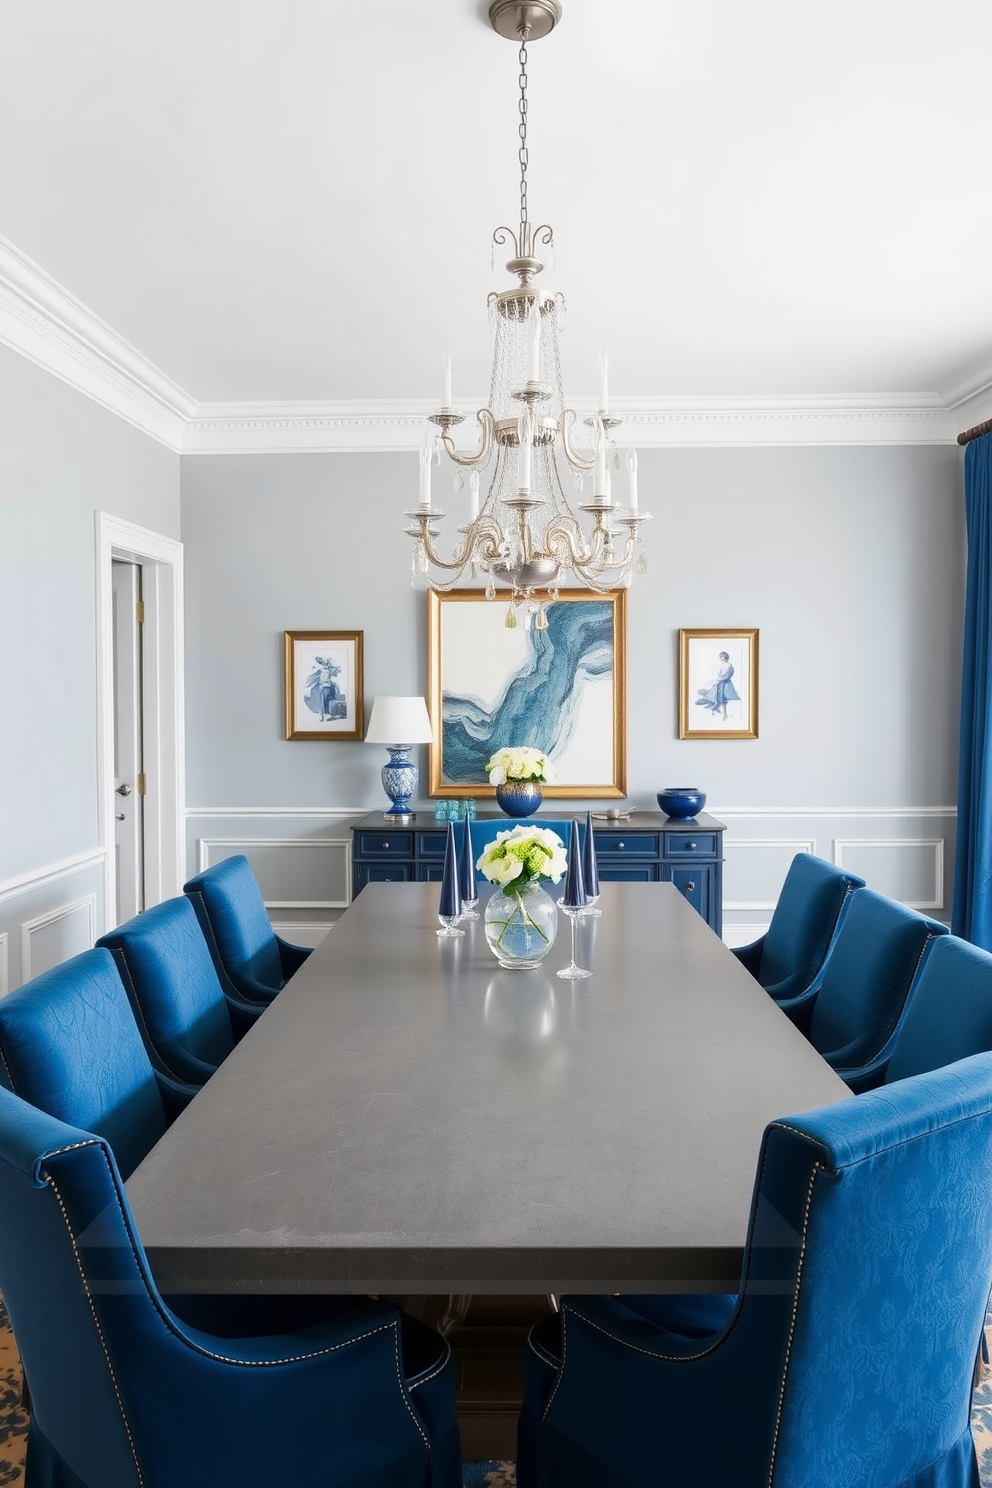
195 835 352 910
0 935 8 998
833 838 944 912
714 806 955 940
723 838 817 913
20 896 97 983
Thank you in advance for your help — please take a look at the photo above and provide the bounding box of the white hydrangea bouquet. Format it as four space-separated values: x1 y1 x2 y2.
484 745 555 786
477 824 568 968
476 824 568 891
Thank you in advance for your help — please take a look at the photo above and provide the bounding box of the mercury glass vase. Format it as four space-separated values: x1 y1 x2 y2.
494 780 543 817
484 881 558 970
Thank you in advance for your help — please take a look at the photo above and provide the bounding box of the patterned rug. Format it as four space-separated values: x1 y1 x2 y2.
3 1296 992 1487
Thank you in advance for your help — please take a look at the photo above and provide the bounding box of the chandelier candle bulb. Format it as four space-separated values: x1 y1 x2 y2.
418 442 432 509
627 448 639 512
593 441 607 504
518 412 532 492
598 349 609 413
441 350 452 410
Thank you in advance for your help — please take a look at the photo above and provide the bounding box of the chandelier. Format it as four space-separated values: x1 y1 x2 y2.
405 0 651 612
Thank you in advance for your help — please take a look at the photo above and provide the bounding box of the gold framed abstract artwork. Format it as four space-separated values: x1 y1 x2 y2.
428 589 627 797
679 629 759 740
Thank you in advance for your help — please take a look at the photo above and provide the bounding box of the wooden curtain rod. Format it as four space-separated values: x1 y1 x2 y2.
957 417 992 447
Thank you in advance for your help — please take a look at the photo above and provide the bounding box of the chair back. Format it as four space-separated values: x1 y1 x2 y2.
469 819 575 898
0 1085 164 1486
754 1054 992 1485
97 896 235 1086
885 933 992 1084
806 889 947 1070
184 854 283 995
0 947 167 1179
757 852 864 997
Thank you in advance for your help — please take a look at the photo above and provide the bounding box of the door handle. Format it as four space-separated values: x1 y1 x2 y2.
115 812 126 821
116 784 131 797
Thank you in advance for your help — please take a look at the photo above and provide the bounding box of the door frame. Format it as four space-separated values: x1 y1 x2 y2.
96 512 185 930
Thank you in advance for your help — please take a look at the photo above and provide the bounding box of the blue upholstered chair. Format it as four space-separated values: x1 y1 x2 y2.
469 819 574 859
0 947 193 1178
880 933 992 1087
97 896 263 1089
518 1053 992 1488
0 1082 460 1488
470 820 575 899
784 888 947 1085
183 854 311 1006
731 852 865 1003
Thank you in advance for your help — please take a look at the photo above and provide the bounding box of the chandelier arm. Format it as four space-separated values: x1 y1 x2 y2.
492 226 522 259
412 513 505 573
441 410 495 468
558 410 596 472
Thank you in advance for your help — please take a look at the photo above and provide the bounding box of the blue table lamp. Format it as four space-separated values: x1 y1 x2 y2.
365 696 435 823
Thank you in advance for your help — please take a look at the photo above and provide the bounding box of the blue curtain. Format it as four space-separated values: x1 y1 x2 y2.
953 433 992 947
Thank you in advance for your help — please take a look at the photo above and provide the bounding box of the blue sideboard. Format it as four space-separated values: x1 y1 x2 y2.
350 810 725 936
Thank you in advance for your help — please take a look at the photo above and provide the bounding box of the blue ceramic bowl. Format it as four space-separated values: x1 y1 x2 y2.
657 788 706 820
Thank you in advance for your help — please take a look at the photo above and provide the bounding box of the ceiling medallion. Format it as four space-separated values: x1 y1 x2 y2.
404 1 650 618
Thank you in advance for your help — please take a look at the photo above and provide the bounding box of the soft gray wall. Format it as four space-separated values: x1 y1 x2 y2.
0 344 180 984
182 443 964 936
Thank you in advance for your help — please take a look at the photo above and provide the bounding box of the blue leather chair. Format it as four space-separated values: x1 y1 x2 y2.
183 854 311 1006
518 1053 992 1488
783 889 947 1085
0 1082 460 1488
880 933 992 1087
731 852 865 1003
97 896 263 1089
0 947 193 1178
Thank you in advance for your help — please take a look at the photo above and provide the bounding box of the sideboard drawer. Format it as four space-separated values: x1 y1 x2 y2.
665 833 717 858
355 832 414 858
594 832 659 857
417 832 448 858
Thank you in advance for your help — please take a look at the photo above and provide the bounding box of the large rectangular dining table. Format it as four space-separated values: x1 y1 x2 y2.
125 881 850 1297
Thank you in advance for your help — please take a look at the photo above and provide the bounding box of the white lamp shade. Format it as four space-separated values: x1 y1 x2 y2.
365 696 434 745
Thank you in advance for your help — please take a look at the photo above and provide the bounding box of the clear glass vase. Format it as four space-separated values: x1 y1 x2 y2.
484 881 558 970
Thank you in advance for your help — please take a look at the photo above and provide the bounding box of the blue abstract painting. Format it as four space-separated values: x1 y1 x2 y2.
429 591 626 793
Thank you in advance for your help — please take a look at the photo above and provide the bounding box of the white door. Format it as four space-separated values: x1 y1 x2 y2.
112 560 145 921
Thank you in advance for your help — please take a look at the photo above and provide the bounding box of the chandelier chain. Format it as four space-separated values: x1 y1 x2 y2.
518 35 529 246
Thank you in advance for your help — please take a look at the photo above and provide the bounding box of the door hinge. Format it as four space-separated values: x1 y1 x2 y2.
135 600 145 624
137 773 147 796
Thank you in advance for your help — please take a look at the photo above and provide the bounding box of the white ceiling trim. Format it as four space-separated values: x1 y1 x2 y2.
182 395 959 453
0 233 194 451
0 231 981 454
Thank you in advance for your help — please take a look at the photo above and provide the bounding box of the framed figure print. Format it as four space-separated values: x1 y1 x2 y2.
428 589 627 797
679 629 758 740
284 631 364 740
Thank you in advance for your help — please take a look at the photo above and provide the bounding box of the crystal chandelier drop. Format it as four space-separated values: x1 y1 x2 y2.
405 0 651 609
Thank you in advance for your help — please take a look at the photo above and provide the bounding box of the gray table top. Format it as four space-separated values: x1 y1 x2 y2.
126 882 850 1295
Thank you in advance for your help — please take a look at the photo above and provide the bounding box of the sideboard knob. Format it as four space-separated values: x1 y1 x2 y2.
382 841 390 849
686 841 697 850
617 841 625 850
683 881 696 893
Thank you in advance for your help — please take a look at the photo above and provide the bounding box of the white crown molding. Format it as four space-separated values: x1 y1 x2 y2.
181 393 960 454
0 229 987 454
0 233 195 452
